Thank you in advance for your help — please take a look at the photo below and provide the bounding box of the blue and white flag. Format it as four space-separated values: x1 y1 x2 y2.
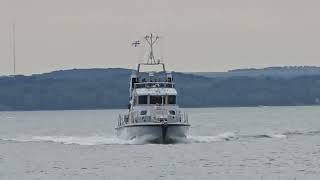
131 40 140 47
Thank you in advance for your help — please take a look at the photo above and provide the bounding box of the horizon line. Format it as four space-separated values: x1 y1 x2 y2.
2 65 320 77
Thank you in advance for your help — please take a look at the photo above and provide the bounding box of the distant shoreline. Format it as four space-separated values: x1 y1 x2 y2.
1 67 320 111
1 104 319 112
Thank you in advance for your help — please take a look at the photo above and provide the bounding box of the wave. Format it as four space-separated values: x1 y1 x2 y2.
246 133 287 139
0 135 138 145
0 133 237 145
0 130 318 145
187 132 287 143
187 132 237 143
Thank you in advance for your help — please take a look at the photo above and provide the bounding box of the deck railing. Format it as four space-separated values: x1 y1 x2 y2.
118 110 189 126
134 82 175 89
118 114 129 126
181 112 189 123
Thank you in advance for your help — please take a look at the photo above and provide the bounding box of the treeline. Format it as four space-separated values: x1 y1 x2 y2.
194 66 320 79
0 68 320 110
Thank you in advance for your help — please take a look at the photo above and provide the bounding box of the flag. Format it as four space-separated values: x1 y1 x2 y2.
131 40 140 47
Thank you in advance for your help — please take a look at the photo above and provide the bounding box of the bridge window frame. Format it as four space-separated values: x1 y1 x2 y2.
138 95 148 104
167 95 176 104
150 96 164 104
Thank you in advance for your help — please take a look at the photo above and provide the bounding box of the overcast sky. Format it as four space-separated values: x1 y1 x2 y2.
1 0 320 75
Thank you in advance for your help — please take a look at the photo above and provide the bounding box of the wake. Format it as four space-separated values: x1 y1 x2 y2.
1 130 319 145
0 135 136 145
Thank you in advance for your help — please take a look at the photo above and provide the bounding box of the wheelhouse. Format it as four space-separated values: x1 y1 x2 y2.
135 95 177 105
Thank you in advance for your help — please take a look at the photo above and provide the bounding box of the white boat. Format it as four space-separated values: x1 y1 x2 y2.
116 34 190 143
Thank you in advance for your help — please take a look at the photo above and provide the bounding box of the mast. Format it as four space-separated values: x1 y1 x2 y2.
137 33 166 72
12 23 16 76
144 33 159 64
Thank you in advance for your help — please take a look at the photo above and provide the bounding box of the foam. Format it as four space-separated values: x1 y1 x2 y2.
0 130 306 146
187 132 237 143
1 135 137 145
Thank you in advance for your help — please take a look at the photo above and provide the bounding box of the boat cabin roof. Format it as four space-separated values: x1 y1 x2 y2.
131 70 175 89
135 88 177 96
132 71 171 80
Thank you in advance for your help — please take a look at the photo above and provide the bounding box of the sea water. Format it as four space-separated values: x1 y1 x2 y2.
0 106 320 179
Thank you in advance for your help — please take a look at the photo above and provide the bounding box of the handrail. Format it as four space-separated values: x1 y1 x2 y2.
134 82 175 88
118 110 189 126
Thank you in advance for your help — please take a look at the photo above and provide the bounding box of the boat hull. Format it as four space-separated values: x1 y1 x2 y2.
116 123 190 143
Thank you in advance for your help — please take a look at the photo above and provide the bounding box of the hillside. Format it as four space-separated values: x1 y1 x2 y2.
1 68 320 110
192 66 320 79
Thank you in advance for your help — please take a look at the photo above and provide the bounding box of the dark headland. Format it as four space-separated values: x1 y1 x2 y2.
1 66 320 111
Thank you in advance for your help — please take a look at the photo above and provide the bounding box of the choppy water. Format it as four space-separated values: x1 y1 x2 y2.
1 106 320 179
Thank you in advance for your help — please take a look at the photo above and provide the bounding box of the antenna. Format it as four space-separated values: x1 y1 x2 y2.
12 23 16 76
144 33 160 64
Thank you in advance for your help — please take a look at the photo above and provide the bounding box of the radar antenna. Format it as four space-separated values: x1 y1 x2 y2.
144 33 160 64
136 33 166 73
12 23 16 77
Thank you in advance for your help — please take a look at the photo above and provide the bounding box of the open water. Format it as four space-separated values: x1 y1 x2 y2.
1 106 320 179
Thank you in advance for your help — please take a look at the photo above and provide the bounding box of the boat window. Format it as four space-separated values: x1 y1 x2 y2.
140 110 147 115
131 78 137 88
169 110 176 115
138 96 148 104
168 95 176 104
150 96 163 104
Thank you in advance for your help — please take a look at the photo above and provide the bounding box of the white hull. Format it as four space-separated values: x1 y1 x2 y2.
116 123 190 143
116 35 191 143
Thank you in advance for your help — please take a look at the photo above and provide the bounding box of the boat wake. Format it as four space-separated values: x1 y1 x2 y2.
187 132 237 143
1 130 319 145
0 135 138 145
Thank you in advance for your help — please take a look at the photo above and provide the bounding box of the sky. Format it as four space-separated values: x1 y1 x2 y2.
1 0 320 75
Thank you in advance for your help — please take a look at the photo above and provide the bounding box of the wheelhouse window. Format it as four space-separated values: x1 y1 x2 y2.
150 96 163 104
138 96 148 104
168 95 176 104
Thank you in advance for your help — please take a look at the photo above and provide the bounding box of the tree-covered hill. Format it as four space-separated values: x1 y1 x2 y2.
193 66 320 78
1 68 320 111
